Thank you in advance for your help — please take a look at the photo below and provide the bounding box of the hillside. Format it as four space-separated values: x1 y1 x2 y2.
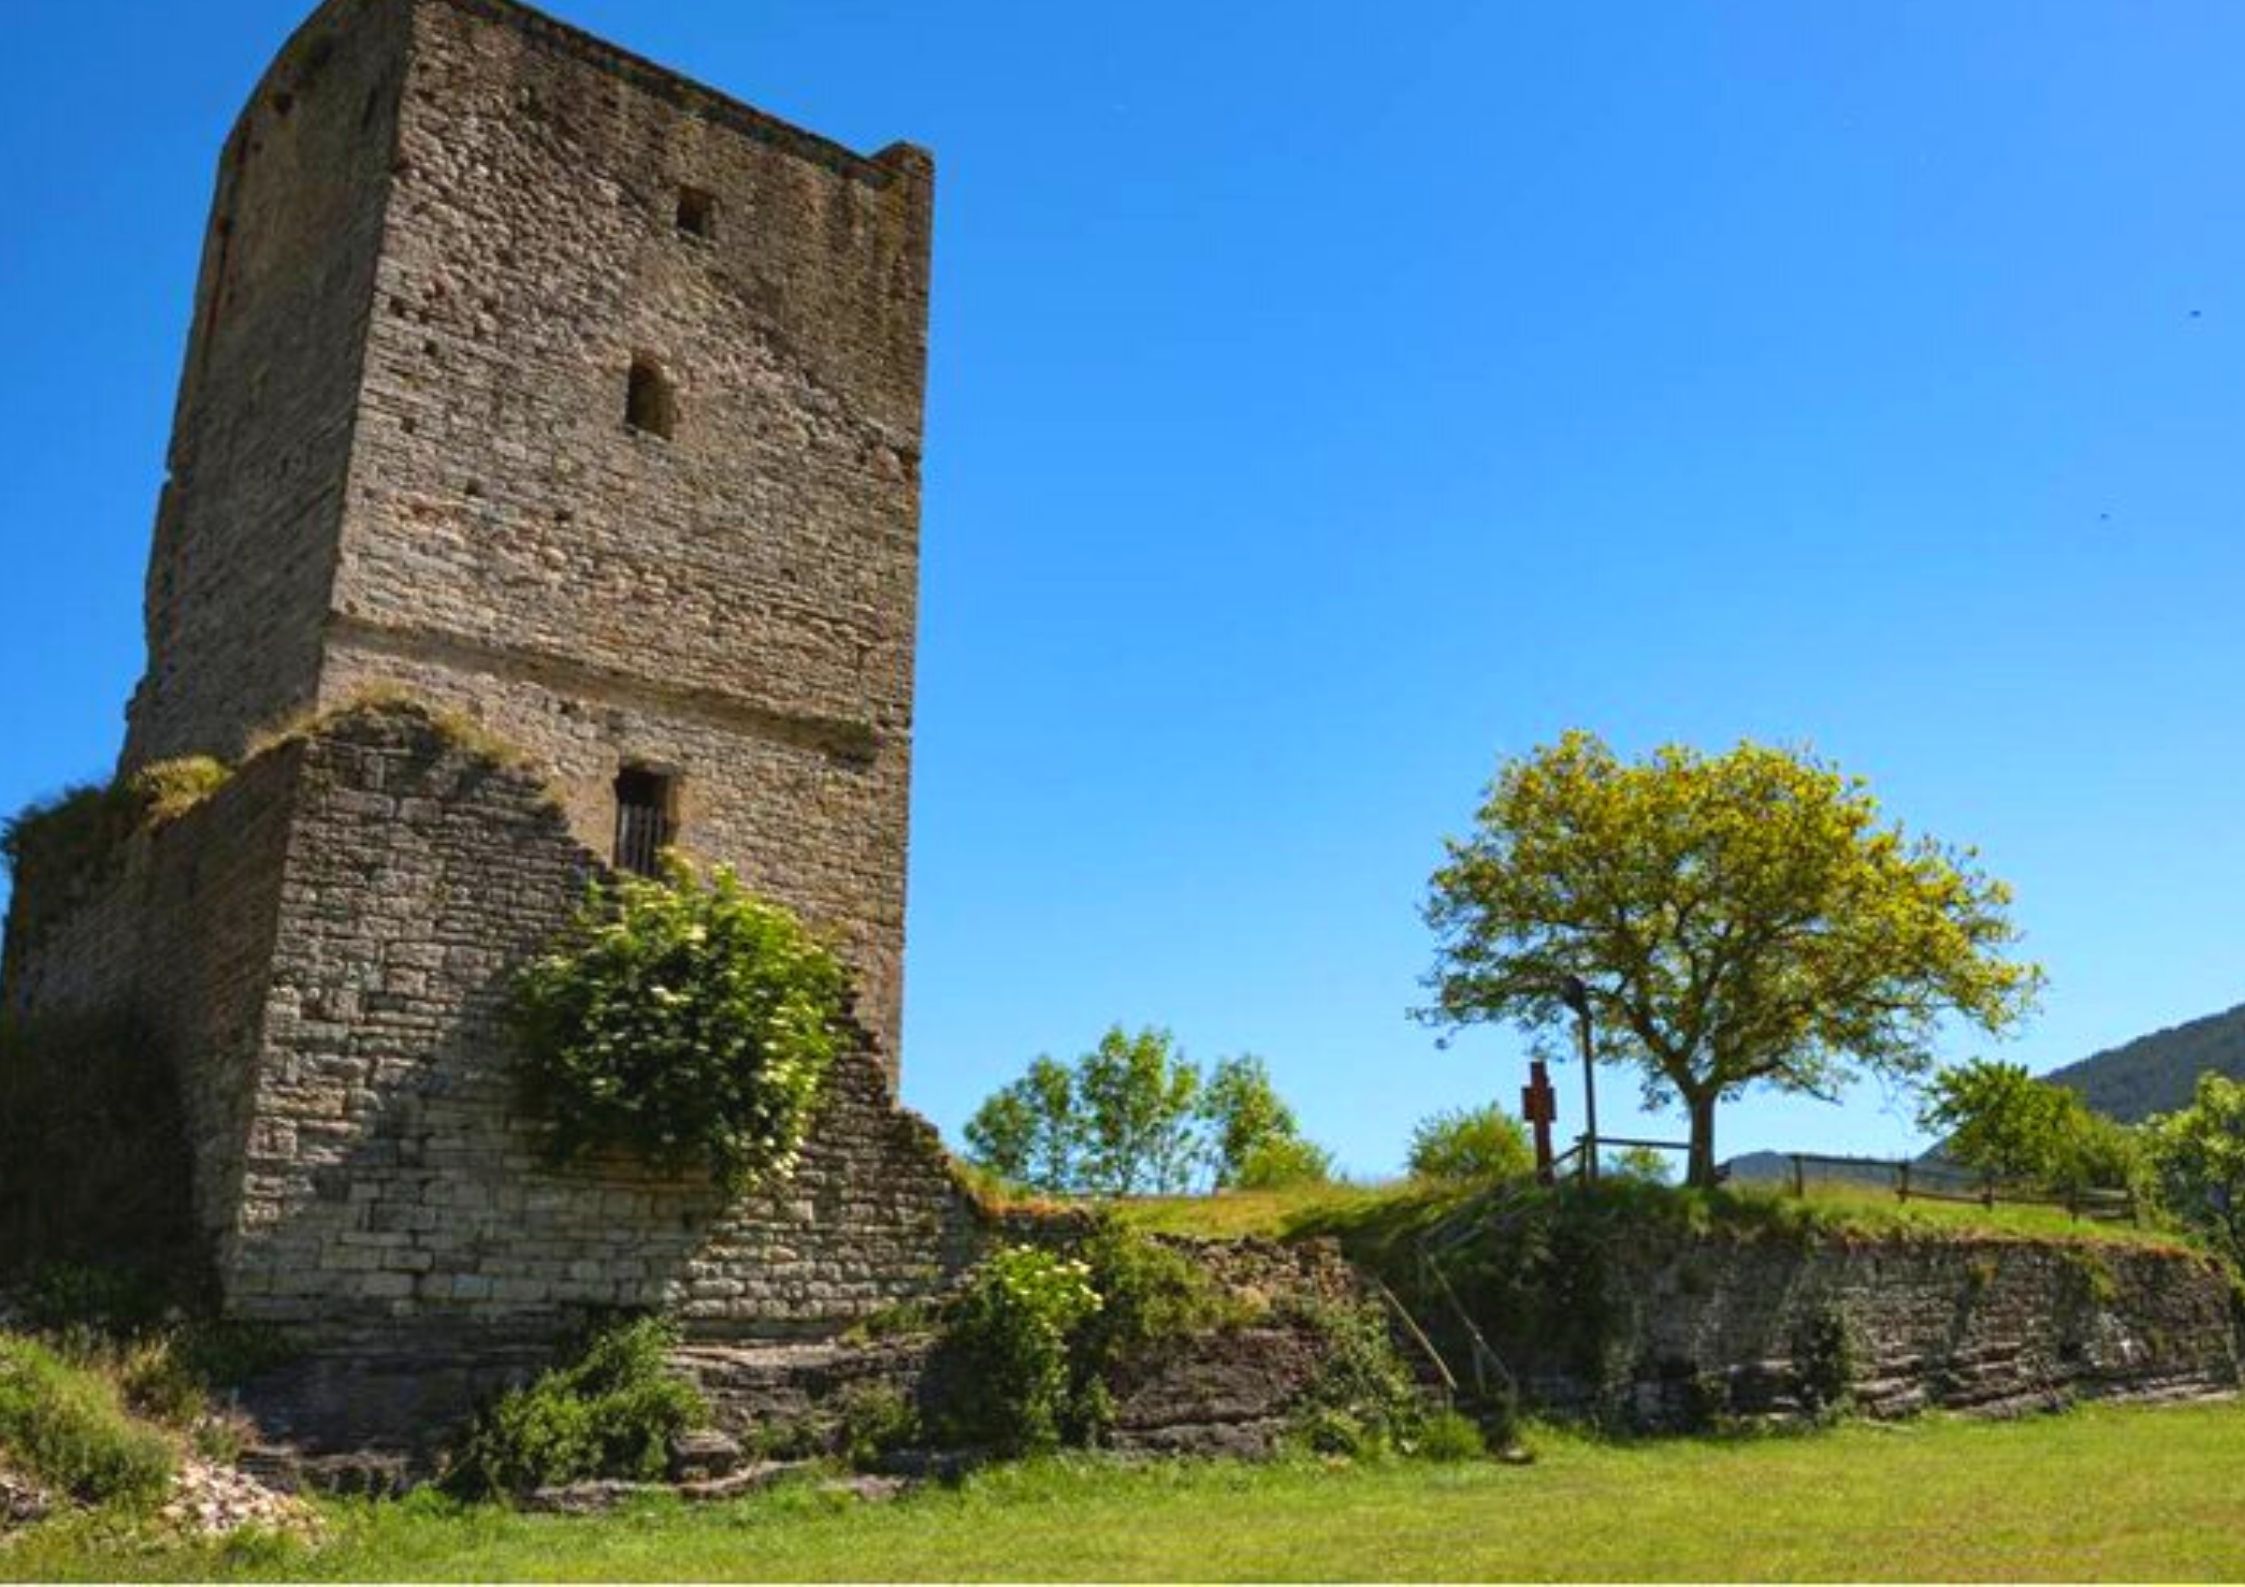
2040 1003 2245 1123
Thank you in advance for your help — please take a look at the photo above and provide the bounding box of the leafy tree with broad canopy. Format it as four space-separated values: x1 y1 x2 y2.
1420 732 2043 1188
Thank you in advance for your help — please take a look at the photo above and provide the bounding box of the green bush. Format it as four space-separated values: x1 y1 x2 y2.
512 862 852 1190
0 1334 176 1507
1413 1407 1489 1461
928 1247 1103 1457
444 1317 708 1499
1406 1104 1535 1183
2 760 230 952
832 1382 921 1469
1287 1301 1429 1457
1233 1136 1336 1190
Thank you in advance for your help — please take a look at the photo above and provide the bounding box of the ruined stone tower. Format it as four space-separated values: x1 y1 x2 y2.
127 0 930 1062
2 0 978 1443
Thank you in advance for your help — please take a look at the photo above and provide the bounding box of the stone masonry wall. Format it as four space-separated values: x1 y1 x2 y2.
1493 1231 2240 1430
6 707 982 1450
115 0 931 1063
225 707 978 1352
122 0 410 770
2 752 300 1263
321 0 929 1065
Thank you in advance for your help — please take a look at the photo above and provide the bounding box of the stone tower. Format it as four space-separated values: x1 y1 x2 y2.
125 0 931 1063
2 0 978 1448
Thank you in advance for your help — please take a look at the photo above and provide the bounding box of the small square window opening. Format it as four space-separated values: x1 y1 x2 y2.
676 186 716 240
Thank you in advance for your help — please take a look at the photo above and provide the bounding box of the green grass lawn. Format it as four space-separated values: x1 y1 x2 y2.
12 1399 2245 1581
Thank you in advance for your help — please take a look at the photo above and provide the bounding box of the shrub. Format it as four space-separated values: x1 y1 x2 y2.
0 1334 176 1507
1407 1104 1534 1184
1233 1135 1336 1190
444 1316 707 1498
1287 1301 1429 1457
2 759 230 951
1414 1407 1489 1462
832 1382 920 1469
928 1247 1102 1457
512 862 852 1190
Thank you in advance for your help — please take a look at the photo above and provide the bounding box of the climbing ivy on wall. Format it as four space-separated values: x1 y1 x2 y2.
512 860 851 1191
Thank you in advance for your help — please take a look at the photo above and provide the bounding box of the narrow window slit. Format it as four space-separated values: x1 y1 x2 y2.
613 767 676 877
676 186 715 239
626 355 677 439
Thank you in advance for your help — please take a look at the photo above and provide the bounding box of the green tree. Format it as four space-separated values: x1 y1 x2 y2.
963 1056 1078 1191
2143 1072 2245 1262
1605 1143 1675 1185
1406 1104 1535 1183
1200 1054 1302 1189
1076 1026 1205 1194
963 1031 1326 1195
1421 732 2042 1188
1920 1059 2079 1184
1920 1058 2142 1197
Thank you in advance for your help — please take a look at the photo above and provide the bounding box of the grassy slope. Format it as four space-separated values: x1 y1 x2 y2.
11 1401 2245 1581
1112 1176 2195 1253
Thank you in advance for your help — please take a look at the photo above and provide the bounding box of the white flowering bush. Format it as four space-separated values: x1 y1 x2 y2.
512 860 850 1190
932 1246 1103 1455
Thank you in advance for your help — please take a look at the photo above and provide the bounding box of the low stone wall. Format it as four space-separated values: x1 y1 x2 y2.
1492 1230 2240 1430
675 1235 1378 1463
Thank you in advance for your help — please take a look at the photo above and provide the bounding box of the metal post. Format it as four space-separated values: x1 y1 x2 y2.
1561 976 1598 1184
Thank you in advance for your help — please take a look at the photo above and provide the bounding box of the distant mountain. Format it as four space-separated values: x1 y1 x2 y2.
2039 1002 2245 1124
1721 1150 1904 1187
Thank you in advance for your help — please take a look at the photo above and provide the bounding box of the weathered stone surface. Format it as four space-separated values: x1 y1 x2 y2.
1482 1232 2242 1431
676 1237 1380 1463
7 706 985 1458
666 1428 744 1483
109 0 929 1063
0 1464 52 1532
0 0 956 1457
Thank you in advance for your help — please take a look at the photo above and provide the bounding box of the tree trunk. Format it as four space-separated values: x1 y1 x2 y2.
1685 1092 1719 1189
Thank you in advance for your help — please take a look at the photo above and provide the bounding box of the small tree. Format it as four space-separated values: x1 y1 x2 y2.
962 1056 1079 1192
963 1029 1325 1195
1406 1104 1534 1183
1200 1055 1301 1190
2144 1072 2245 1263
1074 1027 1205 1195
1920 1060 2079 1184
1921 1058 2141 1197
1421 732 2042 1187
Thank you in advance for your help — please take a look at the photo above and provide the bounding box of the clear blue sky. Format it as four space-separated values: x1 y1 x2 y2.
4 1 2242 1177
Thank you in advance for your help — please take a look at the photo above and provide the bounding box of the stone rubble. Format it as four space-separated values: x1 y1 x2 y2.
158 1458 322 1541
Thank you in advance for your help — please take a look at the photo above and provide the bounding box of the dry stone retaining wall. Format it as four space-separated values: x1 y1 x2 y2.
1495 1230 2240 1429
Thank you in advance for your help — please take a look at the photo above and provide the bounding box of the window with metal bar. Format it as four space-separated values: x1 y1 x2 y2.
613 766 674 877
